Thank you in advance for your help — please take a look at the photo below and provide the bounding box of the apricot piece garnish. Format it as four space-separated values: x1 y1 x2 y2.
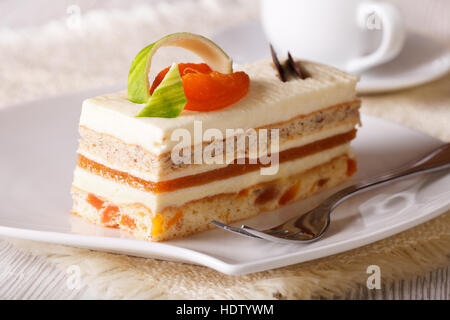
183 71 249 111
128 32 232 104
150 63 250 112
150 63 212 95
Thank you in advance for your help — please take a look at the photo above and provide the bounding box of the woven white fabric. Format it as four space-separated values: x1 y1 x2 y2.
0 0 259 108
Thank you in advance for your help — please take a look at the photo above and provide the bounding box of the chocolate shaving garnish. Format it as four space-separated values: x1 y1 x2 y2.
270 45 309 82
270 44 286 82
287 52 304 79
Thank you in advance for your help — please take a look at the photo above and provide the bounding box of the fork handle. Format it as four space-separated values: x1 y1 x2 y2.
324 143 450 210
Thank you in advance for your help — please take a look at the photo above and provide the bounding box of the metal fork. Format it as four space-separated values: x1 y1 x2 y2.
211 143 450 243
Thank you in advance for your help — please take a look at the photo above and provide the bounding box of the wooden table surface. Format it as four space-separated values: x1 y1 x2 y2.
0 240 448 299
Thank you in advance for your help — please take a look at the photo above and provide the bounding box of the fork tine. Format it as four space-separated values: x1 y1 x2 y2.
244 225 296 237
265 230 290 236
282 231 327 242
240 225 306 244
210 220 262 239
241 225 321 244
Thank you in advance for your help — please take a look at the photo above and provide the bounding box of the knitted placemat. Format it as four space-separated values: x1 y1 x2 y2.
7 211 450 299
1 0 449 299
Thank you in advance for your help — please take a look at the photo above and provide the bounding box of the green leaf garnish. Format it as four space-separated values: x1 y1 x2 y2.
127 32 233 105
136 63 187 118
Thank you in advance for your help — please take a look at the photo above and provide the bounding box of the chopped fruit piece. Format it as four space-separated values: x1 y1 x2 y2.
347 158 357 176
167 210 183 230
238 188 249 197
183 71 250 111
255 185 278 205
151 211 183 238
87 193 104 210
101 205 119 226
121 215 136 230
152 214 165 237
318 178 329 187
150 63 212 95
279 182 301 205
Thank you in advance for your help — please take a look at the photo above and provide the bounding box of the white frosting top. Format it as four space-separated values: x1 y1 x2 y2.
79 59 358 155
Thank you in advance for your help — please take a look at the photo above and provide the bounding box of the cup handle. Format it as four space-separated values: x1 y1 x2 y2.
346 1 405 73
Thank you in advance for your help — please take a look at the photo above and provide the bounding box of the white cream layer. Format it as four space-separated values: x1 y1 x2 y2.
72 144 351 213
78 122 356 182
79 60 358 155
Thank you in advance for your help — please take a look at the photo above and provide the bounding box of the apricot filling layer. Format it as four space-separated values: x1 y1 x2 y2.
77 129 356 193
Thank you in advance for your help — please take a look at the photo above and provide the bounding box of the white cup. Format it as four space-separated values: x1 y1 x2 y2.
261 0 405 73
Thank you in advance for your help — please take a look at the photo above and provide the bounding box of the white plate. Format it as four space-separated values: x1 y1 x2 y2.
212 21 450 94
0 87 449 275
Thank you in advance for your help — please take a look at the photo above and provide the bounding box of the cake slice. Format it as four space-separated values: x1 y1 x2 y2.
71 34 360 241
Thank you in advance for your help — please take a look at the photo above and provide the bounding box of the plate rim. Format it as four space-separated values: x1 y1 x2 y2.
0 88 449 275
1 201 448 275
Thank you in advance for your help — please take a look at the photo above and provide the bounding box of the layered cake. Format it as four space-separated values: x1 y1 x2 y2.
71 33 360 241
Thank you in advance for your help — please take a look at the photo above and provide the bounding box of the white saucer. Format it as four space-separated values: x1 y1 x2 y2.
212 21 450 94
0 87 449 275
